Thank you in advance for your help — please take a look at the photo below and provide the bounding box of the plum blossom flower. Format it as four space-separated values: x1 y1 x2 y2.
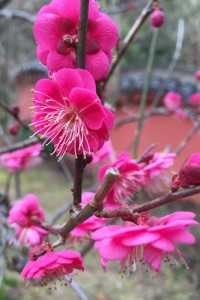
8 194 47 247
33 0 118 80
21 245 84 285
172 153 200 190
99 152 145 208
163 92 182 111
68 192 107 242
0 144 42 173
91 140 115 164
141 152 176 193
92 211 198 274
144 212 198 272
31 68 114 159
92 223 158 273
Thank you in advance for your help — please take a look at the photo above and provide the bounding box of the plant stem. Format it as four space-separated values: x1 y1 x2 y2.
73 0 89 207
102 0 153 90
133 28 159 158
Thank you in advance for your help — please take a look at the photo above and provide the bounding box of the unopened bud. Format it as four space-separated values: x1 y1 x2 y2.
11 103 20 116
150 8 165 28
171 153 200 191
8 122 20 135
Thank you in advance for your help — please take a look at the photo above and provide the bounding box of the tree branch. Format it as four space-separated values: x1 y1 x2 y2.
102 0 153 89
95 185 200 218
53 168 120 247
73 0 90 207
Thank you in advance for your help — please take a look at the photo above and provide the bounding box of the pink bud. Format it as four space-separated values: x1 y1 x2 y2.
11 103 20 116
8 122 20 135
194 70 200 81
172 153 200 191
150 8 165 28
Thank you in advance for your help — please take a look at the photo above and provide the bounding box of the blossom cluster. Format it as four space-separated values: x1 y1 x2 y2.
3 0 199 289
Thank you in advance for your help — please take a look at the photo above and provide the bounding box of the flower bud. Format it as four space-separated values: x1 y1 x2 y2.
150 8 165 28
171 153 200 191
8 122 20 135
11 103 20 116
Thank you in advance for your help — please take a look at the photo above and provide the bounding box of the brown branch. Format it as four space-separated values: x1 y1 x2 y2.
53 168 120 247
175 121 200 156
102 0 153 89
114 107 171 127
95 185 200 218
73 0 90 207
0 8 35 23
0 137 39 155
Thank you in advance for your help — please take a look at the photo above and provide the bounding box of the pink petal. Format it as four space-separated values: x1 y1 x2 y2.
99 239 130 261
151 236 175 252
69 88 104 129
34 79 64 107
54 69 83 98
92 225 122 240
144 245 163 272
121 232 159 246
76 69 96 92
37 46 49 64
168 228 196 244
36 253 58 268
21 261 36 277
86 50 110 80
88 13 118 52
159 211 196 223
50 0 99 21
34 13 63 49
46 49 76 73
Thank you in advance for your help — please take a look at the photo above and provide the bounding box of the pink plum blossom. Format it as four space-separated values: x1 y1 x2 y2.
92 223 158 273
172 153 200 190
144 211 198 272
99 152 145 208
194 70 200 80
68 192 107 241
8 194 47 247
91 140 115 164
31 68 114 158
33 0 118 80
92 211 198 273
0 144 42 173
163 92 182 111
141 152 176 193
188 93 200 112
21 245 84 285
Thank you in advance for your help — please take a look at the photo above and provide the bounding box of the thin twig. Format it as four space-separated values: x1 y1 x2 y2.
133 28 159 157
65 275 89 300
102 0 153 89
150 18 185 110
175 121 200 156
96 185 200 218
114 107 171 126
0 99 31 132
0 137 39 155
0 8 35 23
